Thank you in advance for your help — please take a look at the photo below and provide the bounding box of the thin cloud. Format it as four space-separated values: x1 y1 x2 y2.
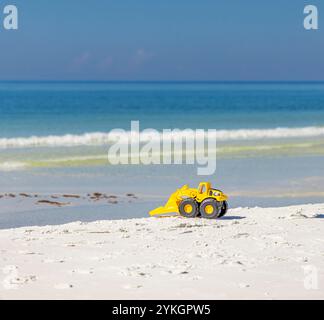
131 49 154 66
71 52 91 70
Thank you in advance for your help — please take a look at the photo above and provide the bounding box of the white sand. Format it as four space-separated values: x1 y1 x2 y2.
0 203 324 300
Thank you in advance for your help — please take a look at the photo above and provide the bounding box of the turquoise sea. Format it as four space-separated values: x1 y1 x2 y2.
1 81 324 227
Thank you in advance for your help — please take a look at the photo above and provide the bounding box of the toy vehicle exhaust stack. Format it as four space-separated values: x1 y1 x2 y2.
149 182 228 219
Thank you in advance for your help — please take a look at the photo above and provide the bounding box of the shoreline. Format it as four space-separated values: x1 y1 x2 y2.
1 203 323 299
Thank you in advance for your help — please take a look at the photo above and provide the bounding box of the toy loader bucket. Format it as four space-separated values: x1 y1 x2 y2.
149 190 181 216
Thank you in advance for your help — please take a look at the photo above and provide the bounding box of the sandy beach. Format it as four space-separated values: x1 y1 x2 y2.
0 203 323 300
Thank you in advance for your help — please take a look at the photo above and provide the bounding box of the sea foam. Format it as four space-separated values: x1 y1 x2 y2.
0 161 27 171
0 126 324 149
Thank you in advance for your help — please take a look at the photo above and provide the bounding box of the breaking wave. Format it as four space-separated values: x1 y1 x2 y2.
0 126 324 149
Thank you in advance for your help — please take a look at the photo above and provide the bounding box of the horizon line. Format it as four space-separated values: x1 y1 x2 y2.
1 80 324 83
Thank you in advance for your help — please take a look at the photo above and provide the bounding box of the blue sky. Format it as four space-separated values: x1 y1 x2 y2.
0 0 323 81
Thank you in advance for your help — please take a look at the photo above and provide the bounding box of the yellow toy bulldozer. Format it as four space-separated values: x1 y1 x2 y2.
149 182 228 219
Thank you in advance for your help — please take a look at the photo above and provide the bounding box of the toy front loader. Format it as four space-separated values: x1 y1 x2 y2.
149 182 228 219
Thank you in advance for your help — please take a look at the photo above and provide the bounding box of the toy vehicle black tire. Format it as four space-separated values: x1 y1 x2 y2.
179 198 199 218
200 198 221 219
218 201 228 218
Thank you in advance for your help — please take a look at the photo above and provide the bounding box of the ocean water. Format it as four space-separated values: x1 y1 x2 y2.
1 81 324 168
1 81 324 224
2 81 324 136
